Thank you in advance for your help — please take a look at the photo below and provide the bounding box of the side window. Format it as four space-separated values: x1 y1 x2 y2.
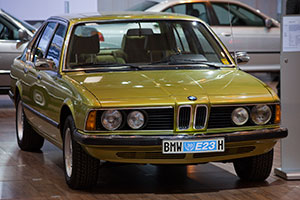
173 4 186 15
212 3 264 26
187 3 209 23
164 7 173 13
0 16 19 40
33 22 56 62
46 24 67 68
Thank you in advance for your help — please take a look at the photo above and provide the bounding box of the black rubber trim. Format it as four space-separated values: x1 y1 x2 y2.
73 127 288 146
23 102 59 128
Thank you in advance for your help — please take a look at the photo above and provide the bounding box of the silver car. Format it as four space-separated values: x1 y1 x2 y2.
0 9 35 94
128 0 280 75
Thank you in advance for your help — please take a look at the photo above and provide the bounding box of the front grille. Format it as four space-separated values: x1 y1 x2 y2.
207 105 276 129
178 106 191 130
116 152 186 159
96 108 174 130
194 106 207 129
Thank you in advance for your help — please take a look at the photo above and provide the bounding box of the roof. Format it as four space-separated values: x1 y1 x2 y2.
48 11 199 23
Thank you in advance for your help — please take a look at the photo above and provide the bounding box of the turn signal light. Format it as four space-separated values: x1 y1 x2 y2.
274 104 281 124
86 110 97 131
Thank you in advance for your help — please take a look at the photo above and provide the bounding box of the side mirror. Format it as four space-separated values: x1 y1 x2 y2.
235 51 250 65
18 29 31 41
265 18 273 29
35 58 56 71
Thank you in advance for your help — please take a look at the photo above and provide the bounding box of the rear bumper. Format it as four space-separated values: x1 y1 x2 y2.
74 127 287 146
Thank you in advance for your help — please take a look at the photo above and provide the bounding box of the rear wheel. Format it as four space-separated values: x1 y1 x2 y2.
16 98 44 151
63 115 100 189
233 149 274 181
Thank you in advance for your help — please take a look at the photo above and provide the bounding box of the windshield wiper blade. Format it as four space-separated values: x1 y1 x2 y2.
71 63 142 70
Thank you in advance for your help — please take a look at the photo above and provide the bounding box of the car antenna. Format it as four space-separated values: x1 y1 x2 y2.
228 1 239 69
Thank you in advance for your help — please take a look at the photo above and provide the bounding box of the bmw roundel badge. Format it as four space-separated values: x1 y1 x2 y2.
188 96 197 101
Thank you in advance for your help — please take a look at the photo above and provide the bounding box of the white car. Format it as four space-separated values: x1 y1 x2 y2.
0 9 35 94
128 0 280 74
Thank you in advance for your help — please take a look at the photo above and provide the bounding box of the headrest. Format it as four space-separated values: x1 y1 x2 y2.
127 28 154 36
145 34 170 51
72 34 99 54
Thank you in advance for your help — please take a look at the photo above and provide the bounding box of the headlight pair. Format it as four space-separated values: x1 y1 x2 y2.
101 110 145 131
231 105 272 126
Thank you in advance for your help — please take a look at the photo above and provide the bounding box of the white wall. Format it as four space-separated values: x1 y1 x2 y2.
0 0 98 21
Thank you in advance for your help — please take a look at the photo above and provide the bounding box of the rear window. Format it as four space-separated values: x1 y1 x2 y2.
127 1 159 11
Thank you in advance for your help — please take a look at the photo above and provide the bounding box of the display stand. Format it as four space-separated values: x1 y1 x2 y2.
274 15 300 180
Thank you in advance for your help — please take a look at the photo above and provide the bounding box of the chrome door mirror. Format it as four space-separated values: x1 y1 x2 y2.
265 18 273 29
18 29 31 41
35 58 56 71
235 52 250 65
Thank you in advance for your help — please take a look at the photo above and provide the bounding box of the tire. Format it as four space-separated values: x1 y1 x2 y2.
63 115 100 189
233 149 274 181
16 98 44 151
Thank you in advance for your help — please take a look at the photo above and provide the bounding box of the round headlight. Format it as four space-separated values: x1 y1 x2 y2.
101 110 122 130
232 107 249 126
251 105 272 125
127 111 145 129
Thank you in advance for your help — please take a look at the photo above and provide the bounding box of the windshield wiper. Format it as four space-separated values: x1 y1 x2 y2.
70 63 142 70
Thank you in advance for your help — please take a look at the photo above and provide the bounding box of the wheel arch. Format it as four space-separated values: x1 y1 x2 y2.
59 99 76 139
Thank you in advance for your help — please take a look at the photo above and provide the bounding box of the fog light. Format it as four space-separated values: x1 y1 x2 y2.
127 111 145 129
251 105 272 125
101 110 122 130
232 107 249 126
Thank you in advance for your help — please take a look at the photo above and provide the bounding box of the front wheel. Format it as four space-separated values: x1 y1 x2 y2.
16 98 44 151
63 115 100 189
233 149 274 181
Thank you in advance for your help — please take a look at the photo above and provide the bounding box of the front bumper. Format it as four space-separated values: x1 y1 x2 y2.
73 127 287 164
74 127 287 146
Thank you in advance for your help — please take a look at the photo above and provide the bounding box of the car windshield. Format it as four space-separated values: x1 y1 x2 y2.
66 20 232 70
126 1 159 11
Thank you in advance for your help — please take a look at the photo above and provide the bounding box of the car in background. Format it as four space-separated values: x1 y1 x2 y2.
0 9 35 94
128 0 280 75
10 12 287 189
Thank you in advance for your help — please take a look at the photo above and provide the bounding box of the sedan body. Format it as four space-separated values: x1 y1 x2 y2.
10 12 287 189
0 9 35 93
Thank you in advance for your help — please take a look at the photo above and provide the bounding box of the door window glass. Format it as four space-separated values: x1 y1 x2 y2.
33 22 56 62
0 16 20 40
212 3 264 26
46 24 67 68
170 3 209 24
173 4 186 15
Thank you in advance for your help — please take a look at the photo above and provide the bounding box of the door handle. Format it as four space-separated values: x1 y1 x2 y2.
221 32 232 37
37 74 42 80
23 68 28 74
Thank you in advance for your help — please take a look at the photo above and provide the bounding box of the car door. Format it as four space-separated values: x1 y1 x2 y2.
209 2 280 71
22 22 60 141
33 22 68 144
0 15 24 89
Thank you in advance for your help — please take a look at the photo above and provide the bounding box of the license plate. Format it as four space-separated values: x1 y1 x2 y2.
162 138 225 154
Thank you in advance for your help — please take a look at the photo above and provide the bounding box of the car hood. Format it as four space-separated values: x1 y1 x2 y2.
67 69 275 107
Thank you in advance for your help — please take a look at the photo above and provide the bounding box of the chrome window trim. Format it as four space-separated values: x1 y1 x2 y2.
193 104 208 130
84 106 174 132
177 105 192 130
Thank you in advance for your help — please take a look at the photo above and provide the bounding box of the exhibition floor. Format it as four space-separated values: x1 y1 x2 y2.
0 95 299 200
